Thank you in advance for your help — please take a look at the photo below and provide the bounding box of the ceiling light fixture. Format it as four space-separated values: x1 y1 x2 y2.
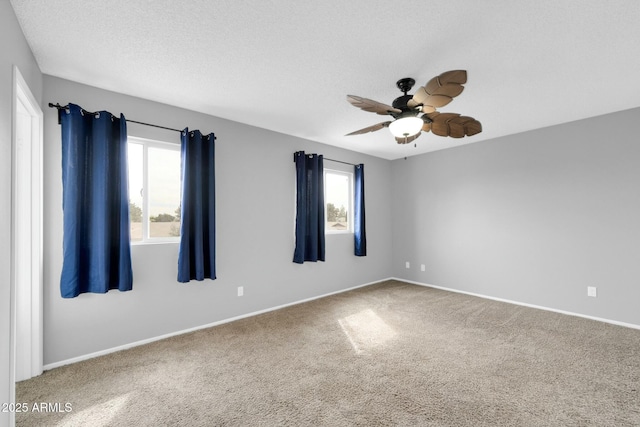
388 116 423 138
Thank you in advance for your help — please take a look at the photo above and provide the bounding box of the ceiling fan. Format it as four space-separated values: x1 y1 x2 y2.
345 70 482 144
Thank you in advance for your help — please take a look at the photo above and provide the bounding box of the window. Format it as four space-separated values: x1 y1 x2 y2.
128 137 181 243
324 169 353 234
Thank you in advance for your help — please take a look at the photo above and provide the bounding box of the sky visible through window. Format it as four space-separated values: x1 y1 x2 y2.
325 170 351 232
148 146 181 217
128 142 181 217
128 143 143 215
325 172 349 212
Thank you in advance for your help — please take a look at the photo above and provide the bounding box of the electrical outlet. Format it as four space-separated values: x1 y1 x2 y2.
405 261 410 269
237 286 244 297
421 264 426 272
587 286 597 297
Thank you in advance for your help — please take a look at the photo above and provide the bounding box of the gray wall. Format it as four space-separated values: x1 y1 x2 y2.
391 108 640 326
43 76 393 365
0 3 43 426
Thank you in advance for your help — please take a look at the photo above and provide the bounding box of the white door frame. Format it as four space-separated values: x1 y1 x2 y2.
10 64 43 393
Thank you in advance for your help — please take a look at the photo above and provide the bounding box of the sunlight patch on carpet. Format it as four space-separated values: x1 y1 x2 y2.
56 393 131 427
338 308 396 354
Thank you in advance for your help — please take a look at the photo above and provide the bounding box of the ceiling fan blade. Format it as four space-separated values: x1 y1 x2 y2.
437 70 467 85
411 88 453 109
411 70 468 110
463 118 482 136
431 83 464 98
426 112 482 137
430 113 461 136
395 132 421 145
347 95 401 116
447 117 467 138
345 121 391 136
449 115 482 136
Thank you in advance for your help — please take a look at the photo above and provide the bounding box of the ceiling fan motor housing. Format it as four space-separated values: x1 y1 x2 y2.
396 77 415 94
392 95 414 113
392 78 418 117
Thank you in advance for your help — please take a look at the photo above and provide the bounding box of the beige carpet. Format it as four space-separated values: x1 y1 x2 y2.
16 280 640 426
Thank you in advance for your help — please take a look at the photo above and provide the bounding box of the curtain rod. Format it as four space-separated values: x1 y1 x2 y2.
293 151 361 167
48 103 183 133
325 158 360 167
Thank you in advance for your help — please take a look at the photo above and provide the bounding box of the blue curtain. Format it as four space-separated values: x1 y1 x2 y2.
354 164 367 256
178 129 216 282
293 151 325 263
59 103 133 298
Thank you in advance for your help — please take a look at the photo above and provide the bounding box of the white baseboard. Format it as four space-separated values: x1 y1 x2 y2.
44 277 393 371
393 277 640 331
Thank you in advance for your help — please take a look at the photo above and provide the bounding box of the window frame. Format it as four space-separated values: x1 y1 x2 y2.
128 136 181 245
323 168 354 235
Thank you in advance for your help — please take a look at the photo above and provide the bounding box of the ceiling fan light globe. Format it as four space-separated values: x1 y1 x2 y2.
389 117 423 138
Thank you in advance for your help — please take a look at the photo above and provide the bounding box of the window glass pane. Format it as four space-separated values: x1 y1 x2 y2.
148 146 181 238
325 172 350 232
128 143 143 241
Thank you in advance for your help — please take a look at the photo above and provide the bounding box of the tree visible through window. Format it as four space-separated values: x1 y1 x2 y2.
128 137 181 243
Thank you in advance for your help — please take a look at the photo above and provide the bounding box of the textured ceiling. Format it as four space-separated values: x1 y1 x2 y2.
10 0 640 160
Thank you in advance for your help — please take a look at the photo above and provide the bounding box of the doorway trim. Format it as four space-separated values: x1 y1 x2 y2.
10 64 43 391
